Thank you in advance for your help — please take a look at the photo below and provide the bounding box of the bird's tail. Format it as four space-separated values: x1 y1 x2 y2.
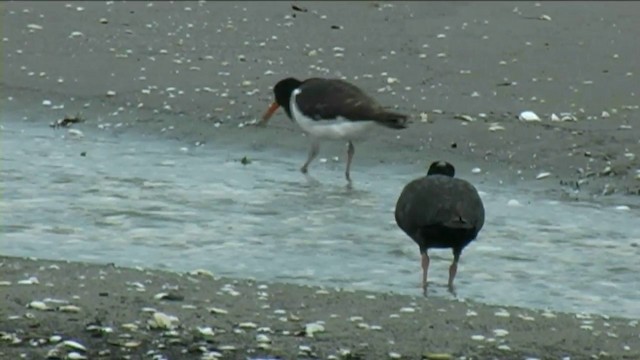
375 111 409 129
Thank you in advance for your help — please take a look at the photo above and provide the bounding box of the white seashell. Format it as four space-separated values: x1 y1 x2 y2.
560 113 577 122
615 205 630 211
493 329 509 337
399 307 415 313
0 281 10 286
27 24 43 30
49 335 62 343
188 269 214 277
121 323 138 331
123 341 141 348
28 301 49 311
497 344 512 351
539 14 551 21
471 335 485 341
507 199 522 207
106 90 116 97
148 312 179 329
387 77 399 84
208 307 228 315
315 289 330 295
42 100 52 107
63 340 87 352
541 311 556 318
349 316 364 322
370 325 383 331
419 112 429 122
67 352 87 360
59 305 81 313
518 111 541 122
69 31 84 38
601 111 611 118
536 172 551 180
389 352 402 359
67 129 84 138
466 310 478 317
471 167 482 174
550 113 560 121
494 309 511 317
197 326 215 337
299 345 312 352
488 123 505 131
305 322 325 337
256 334 271 343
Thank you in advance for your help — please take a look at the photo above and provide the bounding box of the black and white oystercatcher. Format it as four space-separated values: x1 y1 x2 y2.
260 77 408 182
395 161 485 296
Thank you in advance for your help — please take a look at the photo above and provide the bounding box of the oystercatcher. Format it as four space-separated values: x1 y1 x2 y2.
395 161 485 296
260 77 408 182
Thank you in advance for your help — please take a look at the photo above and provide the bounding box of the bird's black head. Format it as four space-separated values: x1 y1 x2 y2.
427 161 455 177
273 77 303 117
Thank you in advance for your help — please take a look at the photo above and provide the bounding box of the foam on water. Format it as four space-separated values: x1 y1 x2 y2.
1 119 639 318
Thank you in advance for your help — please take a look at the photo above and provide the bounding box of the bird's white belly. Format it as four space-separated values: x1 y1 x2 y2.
290 92 375 141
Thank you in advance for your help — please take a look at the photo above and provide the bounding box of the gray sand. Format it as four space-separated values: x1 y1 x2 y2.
2 2 640 359
1 256 639 359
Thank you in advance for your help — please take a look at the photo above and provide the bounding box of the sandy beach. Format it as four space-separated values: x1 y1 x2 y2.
2 1 640 359
1 256 639 359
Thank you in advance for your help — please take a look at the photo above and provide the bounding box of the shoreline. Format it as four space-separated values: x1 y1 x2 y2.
1 255 638 359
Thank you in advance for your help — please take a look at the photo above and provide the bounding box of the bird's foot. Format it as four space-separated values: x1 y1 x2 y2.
300 166 309 174
447 283 457 298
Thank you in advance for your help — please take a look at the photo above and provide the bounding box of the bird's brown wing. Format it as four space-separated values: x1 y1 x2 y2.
296 78 405 126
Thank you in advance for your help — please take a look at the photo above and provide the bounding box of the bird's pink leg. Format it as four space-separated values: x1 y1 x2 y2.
448 252 460 296
421 252 430 296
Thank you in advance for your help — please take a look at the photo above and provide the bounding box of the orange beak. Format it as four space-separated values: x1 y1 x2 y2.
260 101 280 126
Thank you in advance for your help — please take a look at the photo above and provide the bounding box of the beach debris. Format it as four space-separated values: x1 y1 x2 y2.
454 114 475 122
188 269 214 277
63 340 87 352
154 291 185 301
518 111 541 122
27 300 51 311
148 311 179 330
541 310 557 318
50 113 84 128
466 309 478 317
422 354 452 360
488 122 505 131
507 199 522 207
197 326 216 338
208 306 229 315
539 14 552 21
240 156 252 165
304 322 325 337
291 4 308 12
238 322 258 329
0 281 11 286
536 172 551 180
59 304 82 313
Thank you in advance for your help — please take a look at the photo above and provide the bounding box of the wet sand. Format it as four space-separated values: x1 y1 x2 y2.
2 1 639 202
1 256 639 359
2 1 640 359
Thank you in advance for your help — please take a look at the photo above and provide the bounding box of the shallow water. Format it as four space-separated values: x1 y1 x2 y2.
1 118 639 319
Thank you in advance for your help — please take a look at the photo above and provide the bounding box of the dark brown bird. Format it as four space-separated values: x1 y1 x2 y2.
395 161 485 296
260 77 408 182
